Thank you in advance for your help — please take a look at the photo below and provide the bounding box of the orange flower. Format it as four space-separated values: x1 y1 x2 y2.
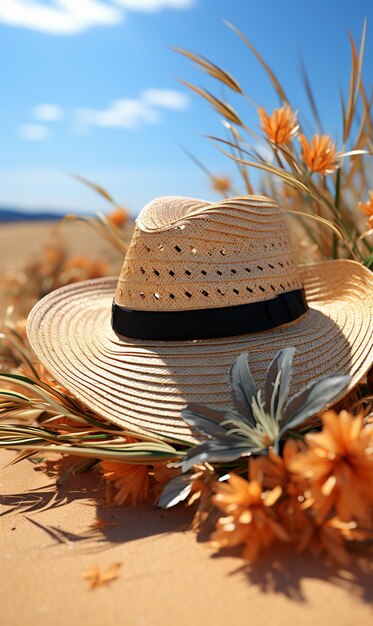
187 464 217 532
298 133 338 174
211 460 289 562
44 245 64 265
258 105 299 145
64 256 108 280
100 461 150 506
289 410 373 523
358 191 373 218
152 463 178 485
107 207 128 227
86 260 108 278
358 191 373 236
82 563 121 589
253 439 302 490
253 440 309 533
211 175 232 195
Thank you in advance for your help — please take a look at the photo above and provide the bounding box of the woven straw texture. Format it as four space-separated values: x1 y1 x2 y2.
116 196 301 311
27 195 373 440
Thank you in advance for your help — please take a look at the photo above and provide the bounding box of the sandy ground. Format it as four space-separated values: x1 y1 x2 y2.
0 219 126 272
0 221 372 626
1 449 372 626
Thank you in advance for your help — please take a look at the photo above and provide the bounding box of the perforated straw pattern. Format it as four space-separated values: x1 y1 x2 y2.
115 195 303 311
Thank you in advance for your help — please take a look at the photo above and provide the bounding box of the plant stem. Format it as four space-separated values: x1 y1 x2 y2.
333 168 342 259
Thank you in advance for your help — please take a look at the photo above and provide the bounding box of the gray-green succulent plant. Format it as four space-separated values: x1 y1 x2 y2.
180 347 350 472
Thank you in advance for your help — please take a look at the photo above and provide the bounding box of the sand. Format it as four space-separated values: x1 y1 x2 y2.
0 221 372 626
0 219 125 272
1 450 372 626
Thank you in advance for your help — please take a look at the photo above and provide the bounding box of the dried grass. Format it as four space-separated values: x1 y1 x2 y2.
176 21 373 267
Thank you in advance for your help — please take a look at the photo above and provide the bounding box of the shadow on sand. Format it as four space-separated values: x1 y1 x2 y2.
1 455 372 605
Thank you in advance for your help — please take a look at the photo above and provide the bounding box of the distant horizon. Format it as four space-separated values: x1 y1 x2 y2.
0 205 76 222
0 203 92 216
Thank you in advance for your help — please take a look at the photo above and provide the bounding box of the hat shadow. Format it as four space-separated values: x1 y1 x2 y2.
111 307 358 429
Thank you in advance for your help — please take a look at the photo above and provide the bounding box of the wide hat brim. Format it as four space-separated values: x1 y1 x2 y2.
27 259 373 441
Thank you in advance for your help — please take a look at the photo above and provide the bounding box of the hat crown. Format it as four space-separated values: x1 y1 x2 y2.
115 195 303 311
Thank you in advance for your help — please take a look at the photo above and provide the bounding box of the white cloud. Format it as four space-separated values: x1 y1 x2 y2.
33 103 65 121
75 89 189 131
0 0 123 36
0 0 194 35
76 100 159 130
114 0 194 12
143 89 189 110
18 124 50 141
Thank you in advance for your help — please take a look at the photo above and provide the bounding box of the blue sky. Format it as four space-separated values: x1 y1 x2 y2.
0 0 372 216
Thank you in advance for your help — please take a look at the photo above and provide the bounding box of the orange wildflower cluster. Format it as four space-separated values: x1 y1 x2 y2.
258 105 299 145
291 410 373 524
24 244 108 299
358 191 373 236
299 133 338 175
257 106 338 176
211 465 289 562
210 410 373 564
251 440 308 535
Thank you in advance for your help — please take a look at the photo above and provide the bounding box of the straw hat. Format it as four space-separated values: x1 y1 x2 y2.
27 195 373 440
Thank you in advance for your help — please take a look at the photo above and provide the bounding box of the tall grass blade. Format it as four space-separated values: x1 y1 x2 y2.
225 21 289 104
173 47 243 93
178 79 243 125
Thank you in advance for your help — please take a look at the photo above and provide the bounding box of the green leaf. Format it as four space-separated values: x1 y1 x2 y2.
0 389 30 402
182 440 254 473
0 373 79 413
158 474 193 508
264 347 295 419
229 353 257 424
0 441 180 462
181 404 228 439
280 374 351 434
